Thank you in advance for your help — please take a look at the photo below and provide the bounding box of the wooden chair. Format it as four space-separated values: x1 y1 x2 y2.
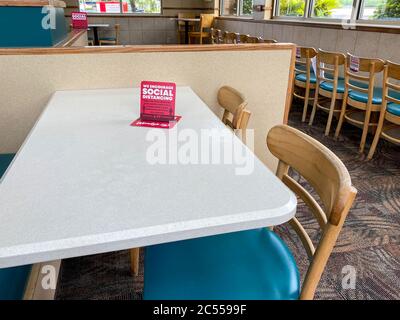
309 49 346 136
293 47 318 122
263 39 278 44
368 61 400 159
218 86 250 130
188 14 215 45
246 36 263 43
223 31 239 44
99 24 120 46
177 12 196 44
238 34 249 44
143 125 356 300
334 53 385 153
210 28 222 44
267 125 357 299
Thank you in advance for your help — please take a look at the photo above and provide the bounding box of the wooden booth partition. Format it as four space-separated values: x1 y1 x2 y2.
0 44 295 171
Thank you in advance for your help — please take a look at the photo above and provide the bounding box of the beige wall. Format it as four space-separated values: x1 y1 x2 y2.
0 45 294 170
216 19 400 65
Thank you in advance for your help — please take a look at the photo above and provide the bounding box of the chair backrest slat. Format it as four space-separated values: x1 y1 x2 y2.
218 86 250 130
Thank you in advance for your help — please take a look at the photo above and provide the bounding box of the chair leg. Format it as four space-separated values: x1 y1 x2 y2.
367 111 385 159
309 87 319 126
360 110 372 153
325 96 337 136
302 86 310 122
334 92 348 139
130 248 140 276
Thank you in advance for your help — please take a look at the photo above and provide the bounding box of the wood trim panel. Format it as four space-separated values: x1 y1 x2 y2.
55 29 87 47
0 43 295 56
284 46 296 124
0 0 66 8
217 17 400 35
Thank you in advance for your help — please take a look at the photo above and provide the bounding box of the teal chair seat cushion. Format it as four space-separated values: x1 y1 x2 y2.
348 87 384 105
348 87 400 105
387 103 400 116
144 228 300 300
99 37 116 41
0 265 32 300
320 79 346 93
295 73 316 84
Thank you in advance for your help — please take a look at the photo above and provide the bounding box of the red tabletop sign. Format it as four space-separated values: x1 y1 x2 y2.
71 12 88 29
140 81 176 122
131 81 180 129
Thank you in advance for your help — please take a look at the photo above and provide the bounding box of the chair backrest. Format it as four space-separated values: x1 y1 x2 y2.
177 12 196 28
344 53 385 105
210 28 222 44
295 47 318 83
267 125 357 300
114 24 120 45
263 39 278 44
237 34 249 44
223 31 238 44
218 86 249 129
200 14 215 31
383 61 400 113
315 49 346 93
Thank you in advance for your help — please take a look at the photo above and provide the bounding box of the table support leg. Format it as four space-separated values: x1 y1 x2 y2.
185 21 189 45
93 27 99 46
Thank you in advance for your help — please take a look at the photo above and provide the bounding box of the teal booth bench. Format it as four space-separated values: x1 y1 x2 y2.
0 154 32 300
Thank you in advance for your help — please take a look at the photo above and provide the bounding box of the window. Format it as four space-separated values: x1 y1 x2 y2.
360 0 400 21
221 0 253 16
274 0 400 23
312 0 353 19
278 0 306 17
79 0 161 14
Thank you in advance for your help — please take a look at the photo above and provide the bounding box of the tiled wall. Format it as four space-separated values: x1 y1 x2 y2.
216 19 400 64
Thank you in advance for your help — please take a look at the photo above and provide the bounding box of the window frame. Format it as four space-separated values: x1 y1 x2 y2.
220 0 254 17
272 0 400 25
79 0 163 15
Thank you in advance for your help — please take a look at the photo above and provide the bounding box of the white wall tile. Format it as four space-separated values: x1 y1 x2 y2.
319 29 338 51
354 31 381 58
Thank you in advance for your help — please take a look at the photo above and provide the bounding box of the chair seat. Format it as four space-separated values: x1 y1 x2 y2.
320 79 346 93
0 154 32 300
0 154 15 177
295 73 316 84
144 228 300 300
387 103 400 116
99 37 116 41
348 87 384 105
0 265 32 300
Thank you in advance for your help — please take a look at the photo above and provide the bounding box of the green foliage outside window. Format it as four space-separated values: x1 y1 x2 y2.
373 0 400 19
242 0 253 15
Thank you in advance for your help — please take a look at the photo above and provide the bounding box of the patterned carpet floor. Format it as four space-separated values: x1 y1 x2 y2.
55 107 400 300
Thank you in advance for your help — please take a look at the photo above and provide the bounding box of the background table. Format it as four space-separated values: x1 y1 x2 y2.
172 18 200 44
88 23 110 45
0 87 296 268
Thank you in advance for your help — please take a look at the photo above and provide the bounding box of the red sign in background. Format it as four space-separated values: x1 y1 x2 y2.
71 12 88 29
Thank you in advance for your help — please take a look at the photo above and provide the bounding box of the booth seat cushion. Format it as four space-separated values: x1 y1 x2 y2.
144 228 300 300
99 37 116 41
0 154 15 178
0 265 32 300
295 73 316 84
387 103 400 116
0 154 32 300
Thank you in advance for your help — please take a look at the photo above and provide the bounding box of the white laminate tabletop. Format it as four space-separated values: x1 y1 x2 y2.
0 87 296 268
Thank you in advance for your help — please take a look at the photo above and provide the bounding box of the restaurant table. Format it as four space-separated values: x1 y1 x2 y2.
88 23 110 45
171 18 200 44
0 87 296 268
